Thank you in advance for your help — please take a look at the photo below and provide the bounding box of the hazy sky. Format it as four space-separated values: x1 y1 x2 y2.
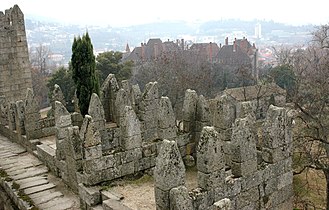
2 0 329 27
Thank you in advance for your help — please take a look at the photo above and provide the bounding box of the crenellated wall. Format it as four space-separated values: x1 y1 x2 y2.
155 104 294 210
0 72 293 210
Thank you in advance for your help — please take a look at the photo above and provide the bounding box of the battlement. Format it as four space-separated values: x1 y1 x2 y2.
0 5 24 29
0 5 32 103
0 73 293 209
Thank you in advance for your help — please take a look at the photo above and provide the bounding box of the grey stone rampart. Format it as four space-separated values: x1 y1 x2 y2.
156 103 293 210
0 5 32 103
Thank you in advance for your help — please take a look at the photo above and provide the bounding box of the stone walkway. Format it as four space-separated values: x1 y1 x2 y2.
0 134 80 210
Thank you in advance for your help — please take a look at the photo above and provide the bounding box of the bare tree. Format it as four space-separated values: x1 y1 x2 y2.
30 44 51 75
285 25 329 209
29 44 51 108
133 50 215 119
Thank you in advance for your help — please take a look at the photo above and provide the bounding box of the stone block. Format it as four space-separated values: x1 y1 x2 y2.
154 187 169 210
241 171 262 191
223 176 242 198
102 199 131 210
142 143 156 157
235 186 259 209
277 171 293 190
121 135 142 150
36 144 57 175
121 161 134 176
101 190 124 202
158 126 177 140
135 157 151 172
84 145 102 160
212 198 231 210
56 114 72 128
197 126 225 174
169 186 193 210
56 127 68 140
78 183 101 206
141 128 158 142
83 157 107 174
154 140 185 191
121 148 142 163
198 170 225 190
230 143 257 163
262 147 287 163
264 176 278 196
231 159 257 178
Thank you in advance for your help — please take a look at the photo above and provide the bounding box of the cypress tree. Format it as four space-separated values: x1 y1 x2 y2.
71 32 99 116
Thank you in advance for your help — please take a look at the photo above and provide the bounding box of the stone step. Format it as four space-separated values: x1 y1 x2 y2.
29 189 57 200
15 175 48 186
0 154 18 159
0 135 80 209
33 191 63 205
38 197 74 209
12 166 48 180
6 163 36 172
24 183 56 195
20 178 49 190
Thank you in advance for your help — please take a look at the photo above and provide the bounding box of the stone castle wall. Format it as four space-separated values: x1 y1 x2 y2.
0 5 32 103
0 5 294 209
0 73 294 210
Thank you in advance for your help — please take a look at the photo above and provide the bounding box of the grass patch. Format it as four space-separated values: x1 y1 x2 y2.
0 168 8 178
12 182 20 190
0 168 13 182
293 169 326 209
17 189 38 209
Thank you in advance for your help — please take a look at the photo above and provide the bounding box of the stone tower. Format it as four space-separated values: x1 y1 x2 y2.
0 5 32 102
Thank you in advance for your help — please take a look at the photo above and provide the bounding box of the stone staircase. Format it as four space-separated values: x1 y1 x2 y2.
0 134 80 210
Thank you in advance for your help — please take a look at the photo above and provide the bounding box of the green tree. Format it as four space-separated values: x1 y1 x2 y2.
269 64 296 100
96 51 133 84
71 32 99 116
47 66 76 112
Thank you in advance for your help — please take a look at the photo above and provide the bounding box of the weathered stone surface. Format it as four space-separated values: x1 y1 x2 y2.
115 89 131 124
263 105 287 149
33 191 63 205
100 74 119 122
158 97 176 128
169 186 193 210
213 198 231 210
80 115 102 149
15 100 25 135
78 183 101 206
196 95 210 123
0 5 32 103
231 117 257 177
154 139 185 191
102 199 131 210
120 106 142 150
197 126 224 173
88 93 106 129
182 89 198 132
54 101 71 128
101 190 123 202
24 183 56 195
52 84 66 109
209 94 236 130
236 101 255 119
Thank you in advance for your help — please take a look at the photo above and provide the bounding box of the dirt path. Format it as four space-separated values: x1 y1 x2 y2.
110 168 198 210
